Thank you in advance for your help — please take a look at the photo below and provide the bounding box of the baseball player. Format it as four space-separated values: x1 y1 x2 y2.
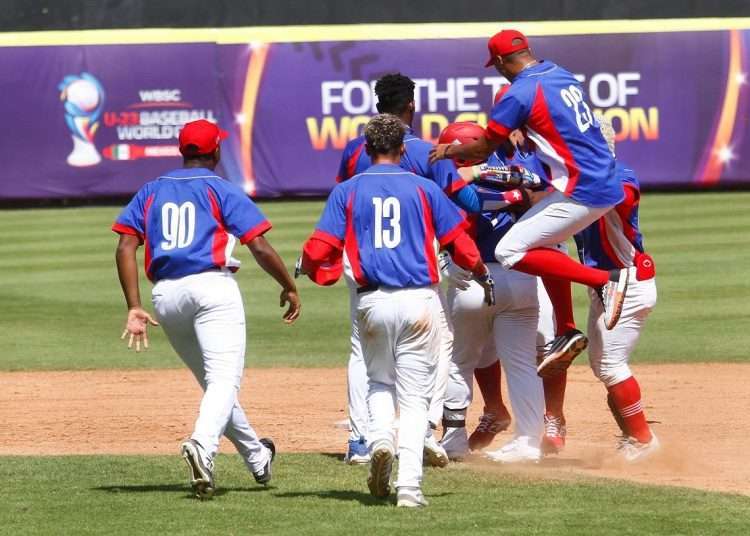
300 114 492 507
335 74 478 467
542 119 659 460
430 30 630 378
437 121 546 462
113 119 301 499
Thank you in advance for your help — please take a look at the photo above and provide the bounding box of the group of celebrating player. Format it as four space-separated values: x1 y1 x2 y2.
114 29 658 507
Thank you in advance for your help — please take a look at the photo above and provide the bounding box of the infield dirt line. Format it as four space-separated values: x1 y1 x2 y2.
2 363 748 496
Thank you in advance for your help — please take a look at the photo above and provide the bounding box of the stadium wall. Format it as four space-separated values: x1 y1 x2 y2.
1 19 749 199
2 0 749 30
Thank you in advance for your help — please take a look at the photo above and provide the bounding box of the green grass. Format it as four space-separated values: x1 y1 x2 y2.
0 192 749 371
2 454 749 535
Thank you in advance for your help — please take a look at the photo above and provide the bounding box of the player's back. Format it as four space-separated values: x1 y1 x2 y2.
495 61 621 207
115 167 269 282
339 163 461 288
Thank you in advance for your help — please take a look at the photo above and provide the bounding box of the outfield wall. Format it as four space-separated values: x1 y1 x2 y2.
1 19 749 199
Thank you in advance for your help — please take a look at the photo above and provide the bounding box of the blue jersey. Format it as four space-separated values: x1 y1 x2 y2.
576 161 645 270
315 163 465 288
113 167 271 282
336 128 465 195
486 61 623 208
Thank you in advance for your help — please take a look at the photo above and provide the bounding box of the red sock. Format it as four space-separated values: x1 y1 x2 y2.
607 376 652 443
542 277 576 335
474 361 508 416
513 248 609 288
543 371 567 420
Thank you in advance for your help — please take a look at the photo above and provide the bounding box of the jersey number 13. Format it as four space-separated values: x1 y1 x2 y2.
372 197 401 249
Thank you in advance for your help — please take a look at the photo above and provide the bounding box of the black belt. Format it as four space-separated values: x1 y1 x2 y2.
356 284 380 295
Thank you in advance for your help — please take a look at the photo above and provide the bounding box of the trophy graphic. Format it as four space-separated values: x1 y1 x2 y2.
58 73 105 167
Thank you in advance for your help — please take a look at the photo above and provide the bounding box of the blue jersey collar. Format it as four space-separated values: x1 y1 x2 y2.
159 167 222 180
514 60 556 81
367 163 406 173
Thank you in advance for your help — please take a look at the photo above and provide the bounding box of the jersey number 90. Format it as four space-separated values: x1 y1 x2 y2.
372 197 401 249
161 202 196 250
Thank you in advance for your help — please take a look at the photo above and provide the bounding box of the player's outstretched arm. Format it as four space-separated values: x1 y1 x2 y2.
246 236 301 324
115 233 159 352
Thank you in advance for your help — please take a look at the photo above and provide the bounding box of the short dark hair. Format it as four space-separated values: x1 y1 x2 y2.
375 73 415 115
364 114 405 155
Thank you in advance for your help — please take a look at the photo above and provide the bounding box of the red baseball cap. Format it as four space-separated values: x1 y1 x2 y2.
179 119 229 156
485 29 529 67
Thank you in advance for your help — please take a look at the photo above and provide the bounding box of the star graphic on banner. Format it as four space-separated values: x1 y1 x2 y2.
512 191 522 201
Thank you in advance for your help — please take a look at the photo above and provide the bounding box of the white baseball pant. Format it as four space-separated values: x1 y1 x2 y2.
587 275 657 386
445 265 544 443
151 270 270 474
345 265 452 441
495 190 611 268
357 286 441 489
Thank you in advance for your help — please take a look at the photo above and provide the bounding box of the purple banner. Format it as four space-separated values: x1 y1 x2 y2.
0 29 748 199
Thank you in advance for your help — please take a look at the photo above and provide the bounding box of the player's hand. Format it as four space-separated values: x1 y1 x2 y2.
428 143 451 164
474 266 496 307
438 252 472 290
120 307 159 352
280 289 301 324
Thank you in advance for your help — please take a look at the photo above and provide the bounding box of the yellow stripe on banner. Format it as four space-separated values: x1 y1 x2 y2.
239 43 270 196
2 18 750 47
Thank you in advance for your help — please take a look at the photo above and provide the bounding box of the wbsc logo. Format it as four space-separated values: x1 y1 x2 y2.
58 72 106 167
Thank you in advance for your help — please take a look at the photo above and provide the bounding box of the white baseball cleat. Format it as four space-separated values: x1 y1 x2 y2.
617 433 661 462
367 440 395 498
423 434 449 468
397 487 429 508
485 436 541 463
180 439 215 500
440 425 469 461
600 268 630 330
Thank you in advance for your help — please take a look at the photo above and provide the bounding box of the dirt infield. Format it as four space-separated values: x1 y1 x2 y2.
2 364 748 496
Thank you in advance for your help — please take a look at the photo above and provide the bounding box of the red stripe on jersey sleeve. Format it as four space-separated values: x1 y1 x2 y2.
417 187 440 284
142 194 155 281
311 229 345 249
343 142 365 181
485 120 512 143
528 85 580 196
239 220 272 244
597 216 626 269
207 189 229 266
112 223 143 243
437 219 467 247
444 177 467 196
344 193 368 286
615 184 640 244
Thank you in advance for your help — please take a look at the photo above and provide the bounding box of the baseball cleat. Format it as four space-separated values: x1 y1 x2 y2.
367 441 395 498
397 487 429 508
599 268 629 330
468 411 512 451
617 433 660 463
485 436 541 463
440 426 469 461
181 439 215 500
423 434 449 468
541 415 567 455
536 329 589 378
345 438 371 465
253 437 276 485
